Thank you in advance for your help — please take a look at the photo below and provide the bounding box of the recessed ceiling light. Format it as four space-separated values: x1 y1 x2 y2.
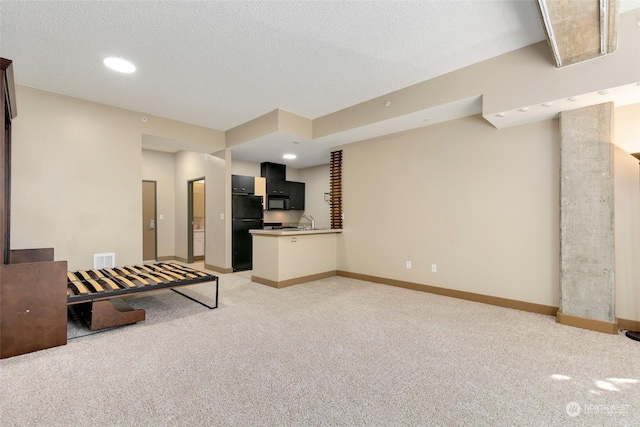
519 107 529 112
283 154 297 160
568 96 578 102
496 113 505 117
103 57 136 73
542 102 553 107
423 118 429 122
598 90 608 95
293 141 301 144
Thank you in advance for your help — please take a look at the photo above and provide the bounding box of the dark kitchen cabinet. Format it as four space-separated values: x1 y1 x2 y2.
289 181 305 210
266 179 289 196
232 174 255 194
261 162 286 180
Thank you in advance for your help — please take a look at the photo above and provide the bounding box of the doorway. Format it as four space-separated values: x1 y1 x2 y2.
142 180 157 261
187 178 205 263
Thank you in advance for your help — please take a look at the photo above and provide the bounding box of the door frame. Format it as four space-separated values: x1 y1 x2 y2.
187 177 205 264
142 180 157 261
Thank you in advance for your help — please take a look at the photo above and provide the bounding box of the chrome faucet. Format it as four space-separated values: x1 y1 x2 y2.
302 214 315 230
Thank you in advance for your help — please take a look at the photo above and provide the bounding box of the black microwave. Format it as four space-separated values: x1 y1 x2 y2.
267 197 290 210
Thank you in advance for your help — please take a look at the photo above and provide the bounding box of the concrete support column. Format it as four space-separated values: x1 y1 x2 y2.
558 103 618 334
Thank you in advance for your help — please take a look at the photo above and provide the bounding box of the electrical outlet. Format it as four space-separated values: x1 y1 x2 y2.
406 261 412 269
431 264 437 272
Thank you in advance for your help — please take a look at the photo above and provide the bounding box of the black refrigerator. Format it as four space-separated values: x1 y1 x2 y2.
232 194 263 271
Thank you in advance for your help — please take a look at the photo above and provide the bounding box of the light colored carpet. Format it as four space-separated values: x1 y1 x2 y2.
1 267 639 426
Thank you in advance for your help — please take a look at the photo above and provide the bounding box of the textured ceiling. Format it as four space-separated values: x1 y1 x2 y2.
1 0 549 131
1 1 639 166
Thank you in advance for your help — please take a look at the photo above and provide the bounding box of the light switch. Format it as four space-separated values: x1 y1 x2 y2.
159 214 164 220
220 213 224 220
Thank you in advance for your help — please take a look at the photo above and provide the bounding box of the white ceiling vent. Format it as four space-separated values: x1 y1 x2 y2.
93 252 115 269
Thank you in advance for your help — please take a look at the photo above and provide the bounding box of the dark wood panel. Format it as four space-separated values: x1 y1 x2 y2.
80 299 146 331
330 150 343 229
1 58 11 264
10 248 54 264
0 260 68 358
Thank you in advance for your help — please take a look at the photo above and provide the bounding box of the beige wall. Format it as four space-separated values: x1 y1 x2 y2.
614 104 640 155
173 151 226 268
10 85 223 270
336 115 561 307
11 86 143 270
231 159 261 177
298 164 331 229
613 146 640 322
141 149 176 258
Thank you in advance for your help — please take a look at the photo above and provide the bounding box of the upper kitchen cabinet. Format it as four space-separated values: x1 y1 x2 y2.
260 162 286 180
232 174 255 194
289 181 305 211
266 179 289 197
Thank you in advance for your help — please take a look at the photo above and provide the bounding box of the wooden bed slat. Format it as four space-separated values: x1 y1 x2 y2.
162 264 198 278
126 275 149 286
159 270 186 280
100 278 120 290
112 276 136 288
104 268 120 278
86 279 105 292
134 264 154 273
137 273 163 283
166 263 209 277
91 269 105 278
114 267 131 276
147 271 176 282
77 270 92 281
123 266 143 274
69 281 89 295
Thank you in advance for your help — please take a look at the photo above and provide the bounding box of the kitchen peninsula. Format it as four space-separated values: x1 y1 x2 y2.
249 228 342 288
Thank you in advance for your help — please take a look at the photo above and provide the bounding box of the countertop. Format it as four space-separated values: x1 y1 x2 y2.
250 228 342 236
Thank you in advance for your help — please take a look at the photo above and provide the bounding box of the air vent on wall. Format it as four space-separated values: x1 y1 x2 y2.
93 252 115 269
